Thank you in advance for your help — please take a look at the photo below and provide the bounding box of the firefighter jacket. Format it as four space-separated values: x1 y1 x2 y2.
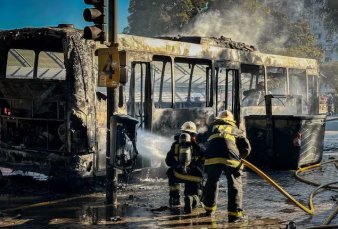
165 133 204 168
204 119 251 169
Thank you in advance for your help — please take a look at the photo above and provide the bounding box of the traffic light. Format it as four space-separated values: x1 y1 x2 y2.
83 0 106 42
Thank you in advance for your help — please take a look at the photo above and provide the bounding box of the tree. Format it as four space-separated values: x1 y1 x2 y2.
187 0 323 59
124 0 208 36
325 0 338 32
124 0 323 60
279 20 323 60
321 62 338 92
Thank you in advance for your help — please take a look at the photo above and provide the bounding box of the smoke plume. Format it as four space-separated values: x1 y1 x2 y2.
172 1 305 52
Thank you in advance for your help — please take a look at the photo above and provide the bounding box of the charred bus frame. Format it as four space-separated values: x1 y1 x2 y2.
117 35 320 132
0 26 321 179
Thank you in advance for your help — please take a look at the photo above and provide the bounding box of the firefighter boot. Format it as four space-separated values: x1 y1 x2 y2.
228 212 248 223
184 195 193 213
169 191 181 207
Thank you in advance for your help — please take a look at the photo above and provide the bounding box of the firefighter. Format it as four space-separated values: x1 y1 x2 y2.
202 110 251 223
165 121 204 213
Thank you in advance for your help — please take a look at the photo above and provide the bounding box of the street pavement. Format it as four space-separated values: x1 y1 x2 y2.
0 120 337 228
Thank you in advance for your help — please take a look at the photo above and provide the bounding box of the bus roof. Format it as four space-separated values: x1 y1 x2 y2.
117 34 318 74
0 27 318 74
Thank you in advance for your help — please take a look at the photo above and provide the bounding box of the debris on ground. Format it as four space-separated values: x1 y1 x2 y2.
109 216 122 222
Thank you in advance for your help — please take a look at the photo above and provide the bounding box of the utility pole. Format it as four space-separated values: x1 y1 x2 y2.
83 0 119 206
105 0 118 206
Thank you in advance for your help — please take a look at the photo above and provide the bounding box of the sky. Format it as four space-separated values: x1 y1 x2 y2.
0 0 129 32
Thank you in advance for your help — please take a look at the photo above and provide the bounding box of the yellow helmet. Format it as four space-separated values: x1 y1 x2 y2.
180 121 197 134
217 110 234 121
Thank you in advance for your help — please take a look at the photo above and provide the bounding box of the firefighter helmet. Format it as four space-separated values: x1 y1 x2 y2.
217 110 234 121
180 121 197 134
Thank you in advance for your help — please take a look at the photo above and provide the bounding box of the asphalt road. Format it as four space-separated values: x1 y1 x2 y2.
0 120 337 228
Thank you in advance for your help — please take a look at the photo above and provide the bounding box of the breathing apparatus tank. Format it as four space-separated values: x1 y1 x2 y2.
178 133 193 174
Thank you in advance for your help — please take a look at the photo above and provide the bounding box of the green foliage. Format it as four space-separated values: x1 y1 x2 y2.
277 20 323 60
124 0 208 36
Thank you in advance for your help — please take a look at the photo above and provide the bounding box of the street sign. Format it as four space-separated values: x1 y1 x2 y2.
98 46 120 87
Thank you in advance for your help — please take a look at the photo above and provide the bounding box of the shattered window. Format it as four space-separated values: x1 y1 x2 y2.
133 63 147 103
241 65 265 107
6 49 35 79
217 68 234 112
174 60 209 108
266 67 287 95
289 69 307 113
289 69 306 97
37 51 66 80
307 75 318 114
152 59 173 108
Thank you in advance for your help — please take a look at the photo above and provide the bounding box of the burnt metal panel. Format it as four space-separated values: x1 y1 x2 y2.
245 115 325 170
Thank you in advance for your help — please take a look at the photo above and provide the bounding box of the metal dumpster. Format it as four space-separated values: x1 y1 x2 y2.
245 115 326 170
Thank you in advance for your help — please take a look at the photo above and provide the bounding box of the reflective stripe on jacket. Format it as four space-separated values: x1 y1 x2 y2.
204 118 251 166
204 157 244 169
173 170 202 183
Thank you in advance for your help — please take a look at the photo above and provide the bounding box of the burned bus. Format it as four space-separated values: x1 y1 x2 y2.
119 35 324 170
0 26 324 180
0 26 110 180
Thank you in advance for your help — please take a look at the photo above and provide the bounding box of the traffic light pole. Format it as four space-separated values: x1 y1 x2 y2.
108 0 118 44
105 0 118 206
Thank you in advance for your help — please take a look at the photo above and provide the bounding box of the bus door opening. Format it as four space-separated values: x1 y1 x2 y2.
130 62 151 129
217 67 240 123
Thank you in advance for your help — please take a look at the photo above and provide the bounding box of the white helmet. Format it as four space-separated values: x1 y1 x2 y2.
180 121 197 134
217 110 234 121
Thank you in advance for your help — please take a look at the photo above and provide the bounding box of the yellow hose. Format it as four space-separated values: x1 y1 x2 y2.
322 198 338 225
295 159 338 189
242 159 315 215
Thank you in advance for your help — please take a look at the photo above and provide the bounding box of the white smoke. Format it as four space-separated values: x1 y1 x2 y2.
171 1 303 51
136 130 172 167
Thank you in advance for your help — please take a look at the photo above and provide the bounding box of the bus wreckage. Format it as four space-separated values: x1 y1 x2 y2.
0 25 325 181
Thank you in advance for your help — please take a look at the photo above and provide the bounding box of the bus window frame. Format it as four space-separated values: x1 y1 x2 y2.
5 48 66 80
152 55 173 109
173 57 213 109
36 51 66 80
265 66 288 95
5 48 37 79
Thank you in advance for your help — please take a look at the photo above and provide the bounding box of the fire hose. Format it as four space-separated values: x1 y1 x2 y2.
241 159 338 227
